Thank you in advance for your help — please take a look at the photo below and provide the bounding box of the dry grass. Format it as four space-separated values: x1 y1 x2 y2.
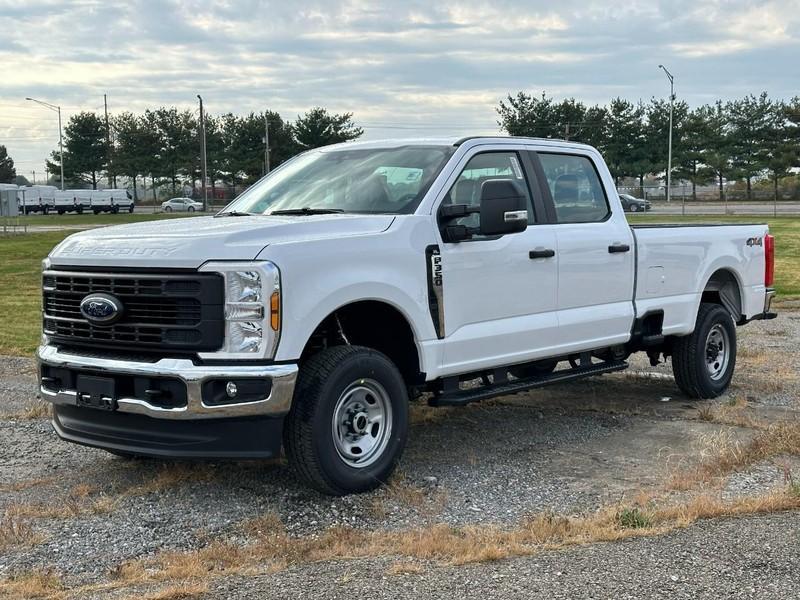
736 348 799 395
0 512 44 550
369 472 446 519
409 401 455 425
5 401 51 420
0 569 63 600
5 484 115 520
128 582 209 600
91 484 800 593
695 396 759 428
5 484 800 598
0 477 54 493
129 463 217 495
669 420 800 490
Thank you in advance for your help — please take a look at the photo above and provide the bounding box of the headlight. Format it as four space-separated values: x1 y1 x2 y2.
198 261 281 360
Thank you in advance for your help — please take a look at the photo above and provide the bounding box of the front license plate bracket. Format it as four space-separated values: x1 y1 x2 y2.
76 375 117 411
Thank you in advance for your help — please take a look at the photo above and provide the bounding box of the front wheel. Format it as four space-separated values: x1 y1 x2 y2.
630 204 640 212
164 206 172 213
672 303 736 399
284 345 409 495
128 205 134 213
188 206 195 212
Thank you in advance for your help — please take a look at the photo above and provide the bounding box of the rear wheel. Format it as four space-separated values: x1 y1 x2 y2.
128 205 134 213
630 204 640 212
672 303 736 399
284 345 408 495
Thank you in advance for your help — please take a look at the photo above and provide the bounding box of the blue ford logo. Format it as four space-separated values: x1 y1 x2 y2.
79 293 123 325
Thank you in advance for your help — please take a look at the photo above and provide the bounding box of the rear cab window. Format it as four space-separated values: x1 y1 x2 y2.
537 153 610 223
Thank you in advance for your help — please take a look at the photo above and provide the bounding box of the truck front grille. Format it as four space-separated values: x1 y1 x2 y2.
43 270 224 353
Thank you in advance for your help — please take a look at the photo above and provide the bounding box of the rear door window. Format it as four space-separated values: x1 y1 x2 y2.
538 153 609 223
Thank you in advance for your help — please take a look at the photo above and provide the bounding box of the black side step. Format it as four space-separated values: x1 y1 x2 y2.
429 360 628 407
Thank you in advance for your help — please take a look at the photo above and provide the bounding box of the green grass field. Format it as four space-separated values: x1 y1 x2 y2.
9 212 207 227
0 215 797 357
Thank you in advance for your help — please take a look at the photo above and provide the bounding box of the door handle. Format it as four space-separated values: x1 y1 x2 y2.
608 243 631 253
529 248 556 259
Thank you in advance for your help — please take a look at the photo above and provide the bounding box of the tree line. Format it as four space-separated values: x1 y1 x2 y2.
40 107 363 199
497 92 800 200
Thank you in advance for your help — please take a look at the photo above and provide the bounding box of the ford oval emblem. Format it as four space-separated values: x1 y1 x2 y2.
79 293 123 325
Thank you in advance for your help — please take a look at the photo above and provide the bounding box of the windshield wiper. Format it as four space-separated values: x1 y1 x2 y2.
215 210 253 217
269 207 345 216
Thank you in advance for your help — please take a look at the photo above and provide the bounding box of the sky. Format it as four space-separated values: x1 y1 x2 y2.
1 0 798 181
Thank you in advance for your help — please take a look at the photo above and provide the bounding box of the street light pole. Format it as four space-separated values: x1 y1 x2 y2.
264 114 270 175
26 97 65 190
197 95 208 212
658 65 674 203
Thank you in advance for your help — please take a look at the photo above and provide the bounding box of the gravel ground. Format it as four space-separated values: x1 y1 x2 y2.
201 511 800 600
1 312 798 596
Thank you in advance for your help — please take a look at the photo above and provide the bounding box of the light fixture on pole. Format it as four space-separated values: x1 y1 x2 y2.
26 97 65 191
657 65 675 203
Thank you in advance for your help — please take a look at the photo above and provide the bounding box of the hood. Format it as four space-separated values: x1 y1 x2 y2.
49 214 395 269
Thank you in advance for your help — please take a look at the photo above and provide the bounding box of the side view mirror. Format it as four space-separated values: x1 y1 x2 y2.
478 179 528 236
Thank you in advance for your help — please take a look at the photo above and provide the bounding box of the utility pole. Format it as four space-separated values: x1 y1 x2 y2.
32 170 36 185
264 114 271 174
26 97 65 190
564 122 570 141
104 93 114 188
197 95 208 212
658 65 675 203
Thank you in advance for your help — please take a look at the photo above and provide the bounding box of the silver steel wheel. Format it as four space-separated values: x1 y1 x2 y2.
331 378 393 469
705 323 730 380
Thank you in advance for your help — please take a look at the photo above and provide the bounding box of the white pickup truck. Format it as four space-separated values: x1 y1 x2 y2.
38 137 776 495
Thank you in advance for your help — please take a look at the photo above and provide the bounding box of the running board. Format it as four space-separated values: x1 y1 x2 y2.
429 360 628 407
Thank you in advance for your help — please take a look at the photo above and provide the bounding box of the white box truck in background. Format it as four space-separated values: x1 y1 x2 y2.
90 189 134 214
17 185 58 214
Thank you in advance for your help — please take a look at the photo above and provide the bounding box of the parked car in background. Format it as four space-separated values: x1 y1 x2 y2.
161 197 204 212
619 193 651 212
90 189 134 214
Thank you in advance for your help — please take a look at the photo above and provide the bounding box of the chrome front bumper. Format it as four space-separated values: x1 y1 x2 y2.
37 345 298 420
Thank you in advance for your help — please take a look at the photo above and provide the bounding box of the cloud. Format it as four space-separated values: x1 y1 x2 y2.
1 0 798 169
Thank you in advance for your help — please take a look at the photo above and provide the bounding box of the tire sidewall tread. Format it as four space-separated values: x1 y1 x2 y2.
284 345 408 495
672 303 737 399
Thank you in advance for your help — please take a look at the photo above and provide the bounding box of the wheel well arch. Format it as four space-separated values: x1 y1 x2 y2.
299 300 423 385
702 268 743 321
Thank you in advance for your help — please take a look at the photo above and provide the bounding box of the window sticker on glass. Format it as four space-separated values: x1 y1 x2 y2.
509 156 523 179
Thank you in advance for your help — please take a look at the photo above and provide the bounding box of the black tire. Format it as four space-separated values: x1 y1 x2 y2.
128 205 134 213
284 345 409 495
509 360 558 379
630 204 640 212
188 206 195 212
77 206 83 214
165 206 172 213
93 210 100 215
57 209 64 215
43 206 49 215
112 206 119 214
672 303 736 399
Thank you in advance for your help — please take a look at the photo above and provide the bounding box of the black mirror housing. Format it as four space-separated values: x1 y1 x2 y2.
479 179 528 236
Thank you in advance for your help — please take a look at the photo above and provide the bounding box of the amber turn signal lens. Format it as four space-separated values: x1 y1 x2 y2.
270 291 280 331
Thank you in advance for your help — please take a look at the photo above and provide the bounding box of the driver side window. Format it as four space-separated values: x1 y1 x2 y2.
443 152 534 235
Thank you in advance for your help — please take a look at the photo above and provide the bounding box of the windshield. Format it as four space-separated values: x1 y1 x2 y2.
221 145 454 215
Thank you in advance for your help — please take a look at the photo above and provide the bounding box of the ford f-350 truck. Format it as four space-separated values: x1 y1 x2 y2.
38 137 776 495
